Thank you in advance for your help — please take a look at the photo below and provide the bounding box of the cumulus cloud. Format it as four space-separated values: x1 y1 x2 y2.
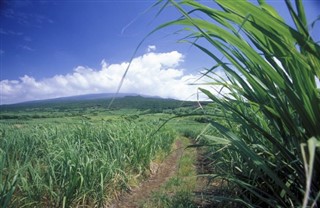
0 50 218 104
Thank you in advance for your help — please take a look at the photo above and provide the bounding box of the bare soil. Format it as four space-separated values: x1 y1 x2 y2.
109 140 184 208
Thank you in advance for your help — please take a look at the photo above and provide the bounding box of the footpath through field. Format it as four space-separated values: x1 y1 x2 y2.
110 139 184 208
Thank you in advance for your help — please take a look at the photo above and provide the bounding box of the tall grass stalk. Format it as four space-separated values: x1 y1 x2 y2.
157 0 320 207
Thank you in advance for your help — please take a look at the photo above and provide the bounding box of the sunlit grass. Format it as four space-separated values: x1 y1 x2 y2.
0 119 175 207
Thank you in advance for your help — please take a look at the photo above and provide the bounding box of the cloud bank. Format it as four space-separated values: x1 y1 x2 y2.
1 50 211 104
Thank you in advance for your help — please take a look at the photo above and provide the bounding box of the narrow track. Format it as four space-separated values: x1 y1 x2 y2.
110 139 184 208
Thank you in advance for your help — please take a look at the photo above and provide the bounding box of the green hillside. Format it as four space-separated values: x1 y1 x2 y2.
0 95 203 120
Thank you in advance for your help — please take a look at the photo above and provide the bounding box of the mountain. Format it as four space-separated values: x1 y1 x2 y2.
0 93 198 113
14 93 139 104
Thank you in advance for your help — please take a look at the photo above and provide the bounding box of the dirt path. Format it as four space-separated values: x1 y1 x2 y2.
109 140 184 208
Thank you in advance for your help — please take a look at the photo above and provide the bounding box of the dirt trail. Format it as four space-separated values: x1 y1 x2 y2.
110 140 184 208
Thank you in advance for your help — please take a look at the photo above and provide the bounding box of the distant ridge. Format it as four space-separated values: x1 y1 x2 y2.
1 93 152 106
18 93 139 104
0 93 201 114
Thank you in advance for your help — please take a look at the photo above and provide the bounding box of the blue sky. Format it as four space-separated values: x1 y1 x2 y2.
1 0 176 79
0 0 319 104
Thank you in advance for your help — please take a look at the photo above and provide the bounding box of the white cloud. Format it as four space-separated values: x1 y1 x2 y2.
147 45 156 52
0 50 219 104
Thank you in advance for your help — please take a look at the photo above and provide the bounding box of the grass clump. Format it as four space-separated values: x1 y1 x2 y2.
156 0 320 207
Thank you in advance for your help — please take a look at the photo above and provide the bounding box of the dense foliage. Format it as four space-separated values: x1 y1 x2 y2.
159 0 320 207
0 118 175 207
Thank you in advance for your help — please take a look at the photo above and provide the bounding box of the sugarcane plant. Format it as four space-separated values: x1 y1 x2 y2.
156 0 320 207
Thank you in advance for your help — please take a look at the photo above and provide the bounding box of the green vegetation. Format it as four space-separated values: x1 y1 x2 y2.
159 0 320 207
2 0 319 207
0 95 199 120
0 119 175 207
0 96 205 207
